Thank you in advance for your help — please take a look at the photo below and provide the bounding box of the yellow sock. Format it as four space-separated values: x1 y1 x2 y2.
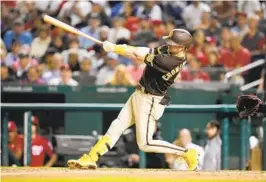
89 135 112 162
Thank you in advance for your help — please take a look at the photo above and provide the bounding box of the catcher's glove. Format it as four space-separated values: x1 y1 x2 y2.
236 94 262 118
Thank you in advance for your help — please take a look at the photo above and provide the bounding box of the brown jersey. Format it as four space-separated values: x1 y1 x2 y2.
139 48 186 96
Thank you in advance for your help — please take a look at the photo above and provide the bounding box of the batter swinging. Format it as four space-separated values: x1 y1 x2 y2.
68 29 199 170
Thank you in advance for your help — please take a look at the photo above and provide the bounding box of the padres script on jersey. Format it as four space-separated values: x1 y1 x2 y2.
140 49 186 96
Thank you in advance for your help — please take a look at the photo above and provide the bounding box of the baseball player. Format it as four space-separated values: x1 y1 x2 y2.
68 29 199 170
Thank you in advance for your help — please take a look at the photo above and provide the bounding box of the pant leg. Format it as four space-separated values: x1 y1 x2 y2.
132 91 186 155
105 94 135 148
88 94 135 162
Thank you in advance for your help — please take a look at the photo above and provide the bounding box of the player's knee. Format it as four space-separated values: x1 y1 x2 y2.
137 140 150 152
138 143 148 152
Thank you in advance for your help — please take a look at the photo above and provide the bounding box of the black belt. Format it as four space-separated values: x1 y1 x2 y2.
136 85 164 96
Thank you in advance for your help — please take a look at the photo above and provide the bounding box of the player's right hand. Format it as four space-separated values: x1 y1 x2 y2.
103 41 115 52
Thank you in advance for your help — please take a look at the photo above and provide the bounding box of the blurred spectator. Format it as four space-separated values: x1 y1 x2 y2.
21 66 44 85
30 116 57 167
79 13 101 49
257 9 266 35
92 44 107 72
8 121 24 162
206 51 225 81
99 26 110 42
136 1 162 21
202 120 221 171
0 39 7 61
3 19 32 51
109 16 131 43
62 46 91 71
73 57 96 85
58 0 91 27
96 52 119 85
190 30 208 66
42 53 63 82
231 12 249 40
64 49 80 72
194 11 210 31
237 0 262 16
67 38 80 49
30 27 51 59
131 16 155 46
90 0 110 26
152 21 167 39
34 0 64 16
181 56 210 82
12 50 38 80
108 65 136 86
123 3 140 33
182 1 210 31
219 27 231 49
1 64 16 83
165 128 204 170
241 14 265 56
165 19 176 35
205 13 221 42
220 33 250 70
4 40 21 67
1 5 21 36
24 8 44 37
127 59 145 83
248 136 262 170
50 36 65 52
48 64 78 86
211 1 236 26
39 47 57 74
204 36 218 55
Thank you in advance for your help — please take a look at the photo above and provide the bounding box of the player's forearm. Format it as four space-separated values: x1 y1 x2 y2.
45 154 57 167
103 41 149 61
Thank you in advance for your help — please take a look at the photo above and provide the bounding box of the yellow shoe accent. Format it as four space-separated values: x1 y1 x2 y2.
67 154 97 169
181 148 199 171
89 135 112 162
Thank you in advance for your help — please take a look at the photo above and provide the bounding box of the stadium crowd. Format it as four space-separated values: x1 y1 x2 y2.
1 0 265 86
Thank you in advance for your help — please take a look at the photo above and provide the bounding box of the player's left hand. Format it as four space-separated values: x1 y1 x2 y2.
103 41 115 52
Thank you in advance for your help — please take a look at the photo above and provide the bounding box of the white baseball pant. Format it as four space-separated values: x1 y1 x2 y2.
105 89 186 155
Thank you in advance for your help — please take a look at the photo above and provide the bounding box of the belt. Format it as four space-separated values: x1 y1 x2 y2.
136 84 163 96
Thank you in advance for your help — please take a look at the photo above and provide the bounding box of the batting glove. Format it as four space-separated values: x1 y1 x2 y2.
103 41 115 52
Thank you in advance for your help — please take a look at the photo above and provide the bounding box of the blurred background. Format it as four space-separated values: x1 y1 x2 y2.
1 0 266 170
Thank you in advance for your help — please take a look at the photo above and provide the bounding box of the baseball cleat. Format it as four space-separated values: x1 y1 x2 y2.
67 154 97 169
181 148 199 171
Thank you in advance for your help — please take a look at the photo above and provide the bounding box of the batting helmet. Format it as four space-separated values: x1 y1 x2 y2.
163 29 192 49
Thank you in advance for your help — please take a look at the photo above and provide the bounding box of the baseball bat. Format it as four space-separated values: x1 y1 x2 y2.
43 15 103 45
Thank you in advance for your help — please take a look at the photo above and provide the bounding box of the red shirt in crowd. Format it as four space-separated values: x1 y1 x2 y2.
31 135 55 167
219 47 250 69
8 134 24 154
181 68 210 82
127 65 145 83
189 46 209 66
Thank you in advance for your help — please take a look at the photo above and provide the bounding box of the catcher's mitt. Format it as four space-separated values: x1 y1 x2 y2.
236 94 262 118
